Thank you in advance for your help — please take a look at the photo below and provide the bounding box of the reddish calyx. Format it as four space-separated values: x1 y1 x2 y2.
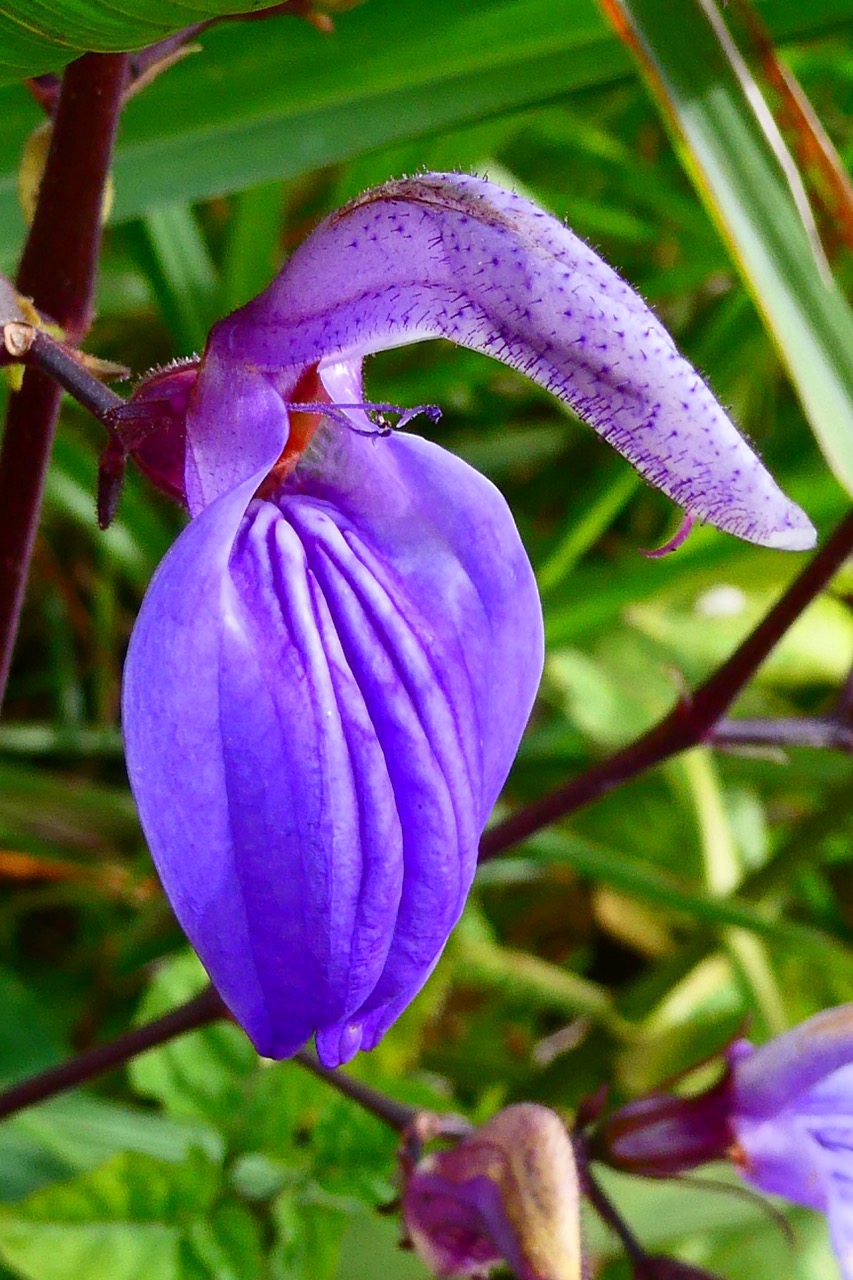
257 365 328 498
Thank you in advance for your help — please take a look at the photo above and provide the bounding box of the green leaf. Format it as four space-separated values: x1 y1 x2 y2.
240 1063 398 1202
11 1095 223 1173
0 1150 221 1280
129 952 257 1126
608 0 853 491
271 1191 352 1280
186 1202 264 1280
0 2 278 83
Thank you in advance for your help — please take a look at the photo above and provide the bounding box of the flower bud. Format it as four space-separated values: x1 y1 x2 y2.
591 1074 734 1177
402 1104 581 1280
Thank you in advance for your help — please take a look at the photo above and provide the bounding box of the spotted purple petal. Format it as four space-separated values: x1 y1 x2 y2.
192 172 813 549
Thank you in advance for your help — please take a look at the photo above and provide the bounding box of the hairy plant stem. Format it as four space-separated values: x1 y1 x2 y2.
0 52 128 710
480 507 853 860
15 330 125 424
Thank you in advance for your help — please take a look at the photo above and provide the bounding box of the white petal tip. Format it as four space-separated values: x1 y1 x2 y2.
761 517 817 552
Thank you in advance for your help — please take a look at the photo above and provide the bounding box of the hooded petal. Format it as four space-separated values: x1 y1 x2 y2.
194 172 813 549
123 418 542 1064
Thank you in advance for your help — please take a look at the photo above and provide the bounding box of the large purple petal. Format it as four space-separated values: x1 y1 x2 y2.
196 172 813 549
123 421 542 1064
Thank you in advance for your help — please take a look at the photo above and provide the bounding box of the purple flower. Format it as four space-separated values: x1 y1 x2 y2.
733 1007 853 1278
592 1006 853 1279
122 173 814 1067
401 1104 581 1280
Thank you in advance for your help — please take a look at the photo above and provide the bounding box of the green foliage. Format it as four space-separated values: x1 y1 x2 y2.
619 0 853 491
0 2 277 84
2 3 853 1280
0 1149 222 1280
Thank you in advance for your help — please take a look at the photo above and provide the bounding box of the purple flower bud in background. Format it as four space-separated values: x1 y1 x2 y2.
590 1072 734 1179
122 173 814 1067
732 1005 853 1280
591 1005 853 1280
401 1104 581 1280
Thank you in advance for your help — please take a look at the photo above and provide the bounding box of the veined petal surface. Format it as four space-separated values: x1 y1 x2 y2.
123 420 542 1064
736 1064 853 1280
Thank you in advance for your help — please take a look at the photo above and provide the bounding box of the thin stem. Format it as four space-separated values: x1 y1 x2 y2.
0 52 128 711
0 984 416 1133
293 1049 416 1132
834 658 853 721
579 1153 646 1269
20 330 124 425
480 508 853 860
711 715 853 752
0 987 224 1119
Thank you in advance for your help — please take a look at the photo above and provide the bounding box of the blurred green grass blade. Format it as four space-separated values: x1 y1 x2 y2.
0 723 123 756
2 1 852 264
603 0 853 494
220 180 286 313
538 455 640 592
509 828 853 977
128 205 219 355
679 750 787 1036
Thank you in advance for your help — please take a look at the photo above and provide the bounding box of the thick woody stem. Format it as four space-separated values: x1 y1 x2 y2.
0 52 128 710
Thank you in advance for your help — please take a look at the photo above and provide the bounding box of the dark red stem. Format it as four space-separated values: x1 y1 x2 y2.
293 1049 417 1132
0 981 415 1133
711 715 853 752
0 52 129 709
0 987 224 1119
480 508 853 860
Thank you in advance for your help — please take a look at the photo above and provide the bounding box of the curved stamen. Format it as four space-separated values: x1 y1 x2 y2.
285 400 442 438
